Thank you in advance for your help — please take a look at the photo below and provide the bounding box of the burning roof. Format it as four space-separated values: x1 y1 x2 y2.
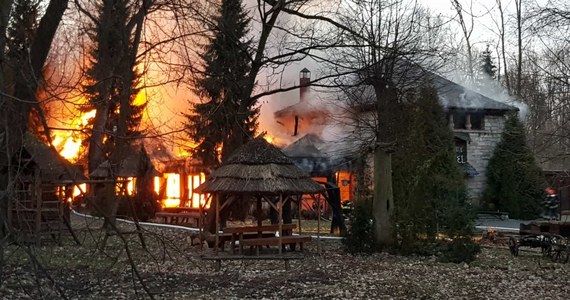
17 133 87 181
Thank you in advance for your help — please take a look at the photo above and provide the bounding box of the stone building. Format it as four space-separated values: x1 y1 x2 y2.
434 75 519 204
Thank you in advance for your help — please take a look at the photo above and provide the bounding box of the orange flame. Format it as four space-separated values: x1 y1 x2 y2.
52 109 96 162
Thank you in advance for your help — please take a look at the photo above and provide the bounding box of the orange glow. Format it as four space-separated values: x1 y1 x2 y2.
126 177 135 195
116 177 136 195
73 183 87 197
263 134 276 144
336 171 353 202
52 110 96 161
163 173 181 208
154 176 161 195
189 172 207 208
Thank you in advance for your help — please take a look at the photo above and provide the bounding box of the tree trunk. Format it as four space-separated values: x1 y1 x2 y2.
373 149 394 246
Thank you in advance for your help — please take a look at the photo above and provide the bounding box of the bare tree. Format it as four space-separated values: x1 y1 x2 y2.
451 0 476 79
322 0 446 245
515 0 523 96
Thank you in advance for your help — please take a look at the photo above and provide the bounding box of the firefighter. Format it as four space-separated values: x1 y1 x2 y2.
543 187 559 220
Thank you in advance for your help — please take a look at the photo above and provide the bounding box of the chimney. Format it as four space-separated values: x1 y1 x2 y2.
299 68 310 102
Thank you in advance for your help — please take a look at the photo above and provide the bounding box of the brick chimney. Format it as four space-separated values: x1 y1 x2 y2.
299 68 310 102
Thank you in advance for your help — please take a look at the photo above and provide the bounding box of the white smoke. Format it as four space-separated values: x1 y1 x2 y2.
444 70 529 120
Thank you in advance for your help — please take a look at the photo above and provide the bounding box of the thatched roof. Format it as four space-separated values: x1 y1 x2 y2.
196 138 324 195
21 133 87 181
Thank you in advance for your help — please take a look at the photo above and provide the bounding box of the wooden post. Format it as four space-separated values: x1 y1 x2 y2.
297 195 302 235
199 195 205 253
34 169 42 245
279 194 283 255
256 196 262 229
215 194 219 256
317 194 321 255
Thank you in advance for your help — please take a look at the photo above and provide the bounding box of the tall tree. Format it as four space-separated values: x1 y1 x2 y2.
185 0 255 168
80 0 149 174
329 0 446 246
483 115 545 219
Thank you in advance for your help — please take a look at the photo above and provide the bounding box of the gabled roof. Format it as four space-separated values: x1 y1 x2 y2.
355 62 520 112
431 74 518 112
282 134 326 158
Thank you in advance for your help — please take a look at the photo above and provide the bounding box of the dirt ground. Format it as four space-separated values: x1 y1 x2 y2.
1 215 570 299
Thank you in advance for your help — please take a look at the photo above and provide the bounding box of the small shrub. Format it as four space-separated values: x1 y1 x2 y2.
437 238 480 263
342 200 379 254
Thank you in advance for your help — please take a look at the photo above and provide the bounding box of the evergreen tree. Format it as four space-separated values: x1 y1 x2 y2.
82 0 146 172
185 0 256 168
481 45 497 79
5 0 46 140
483 114 545 219
392 83 477 260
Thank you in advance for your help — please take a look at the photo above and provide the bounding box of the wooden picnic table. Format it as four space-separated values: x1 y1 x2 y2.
155 211 204 226
222 224 310 255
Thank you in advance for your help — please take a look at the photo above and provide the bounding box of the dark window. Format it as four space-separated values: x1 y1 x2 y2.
449 111 484 130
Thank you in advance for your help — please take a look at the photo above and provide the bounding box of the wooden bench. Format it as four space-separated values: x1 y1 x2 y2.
223 224 297 234
212 232 276 251
223 224 297 254
155 212 204 226
240 235 312 247
240 235 312 254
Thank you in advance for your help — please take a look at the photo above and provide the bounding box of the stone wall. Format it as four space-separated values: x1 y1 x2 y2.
460 115 506 206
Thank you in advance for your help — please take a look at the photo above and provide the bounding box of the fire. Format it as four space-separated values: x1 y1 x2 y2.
52 89 147 162
163 173 181 207
263 134 276 144
52 109 96 161
159 172 208 209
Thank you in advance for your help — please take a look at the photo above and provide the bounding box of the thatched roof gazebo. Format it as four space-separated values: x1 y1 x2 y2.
196 137 324 265
196 137 324 195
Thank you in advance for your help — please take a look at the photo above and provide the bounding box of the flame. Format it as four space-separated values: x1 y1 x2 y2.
52 88 147 162
263 134 276 144
163 173 181 207
52 109 96 161
158 172 208 209
189 173 207 208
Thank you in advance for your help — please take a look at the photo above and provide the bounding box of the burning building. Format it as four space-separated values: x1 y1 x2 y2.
274 69 353 231
89 139 209 211
274 66 519 207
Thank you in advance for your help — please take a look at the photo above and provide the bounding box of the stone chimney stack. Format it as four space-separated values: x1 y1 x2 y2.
299 68 310 102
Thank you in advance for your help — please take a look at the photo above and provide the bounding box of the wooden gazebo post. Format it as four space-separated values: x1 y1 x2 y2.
214 194 220 256
278 194 283 255
317 193 321 255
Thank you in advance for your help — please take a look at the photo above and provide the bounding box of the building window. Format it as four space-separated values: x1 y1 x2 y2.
449 111 484 130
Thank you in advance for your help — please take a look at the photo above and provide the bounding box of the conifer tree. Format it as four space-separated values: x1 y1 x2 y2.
392 83 475 254
82 0 146 173
483 114 545 219
185 0 255 168
481 45 497 79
